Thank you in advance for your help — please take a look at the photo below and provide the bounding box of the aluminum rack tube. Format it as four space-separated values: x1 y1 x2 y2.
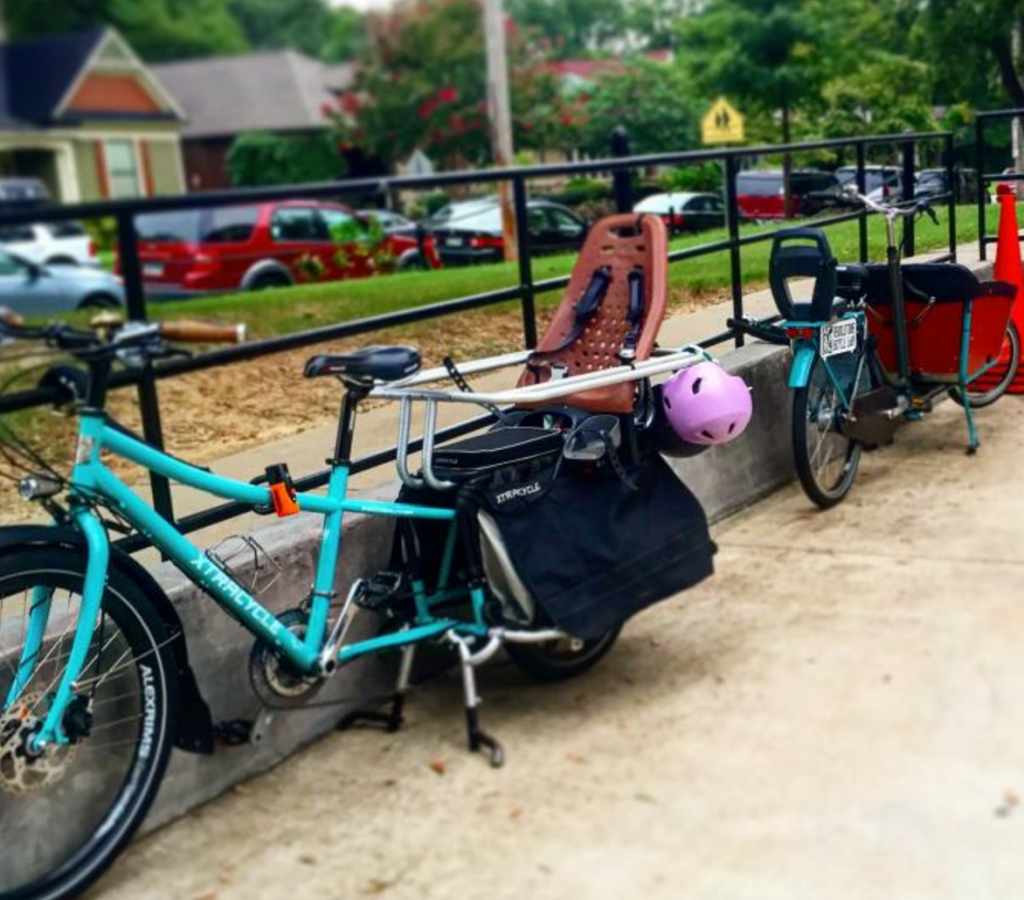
389 349 533 389
420 398 457 491
372 346 705 407
395 396 425 490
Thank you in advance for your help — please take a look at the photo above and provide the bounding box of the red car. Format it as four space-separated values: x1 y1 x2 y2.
131 200 438 297
735 170 839 220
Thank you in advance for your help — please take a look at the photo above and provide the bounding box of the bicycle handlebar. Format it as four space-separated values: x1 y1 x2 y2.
844 188 937 223
159 321 247 344
0 311 247 355
0 306 23 328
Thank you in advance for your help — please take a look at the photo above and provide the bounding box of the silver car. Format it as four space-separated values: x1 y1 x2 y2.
0 248 123 316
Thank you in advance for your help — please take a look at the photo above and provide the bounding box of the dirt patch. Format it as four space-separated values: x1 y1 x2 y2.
0 285 727 524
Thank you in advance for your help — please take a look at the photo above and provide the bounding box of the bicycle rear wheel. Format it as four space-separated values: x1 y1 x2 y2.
506 628 620 682
0 548 177 900
949 321 1022 409
792 355 863 509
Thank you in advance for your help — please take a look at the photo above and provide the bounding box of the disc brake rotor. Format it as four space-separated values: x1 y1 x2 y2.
0 693 78 796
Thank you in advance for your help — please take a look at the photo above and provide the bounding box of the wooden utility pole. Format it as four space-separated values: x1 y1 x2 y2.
482 0 518 262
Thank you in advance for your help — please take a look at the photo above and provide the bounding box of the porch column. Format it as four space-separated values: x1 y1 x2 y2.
55 143 80 203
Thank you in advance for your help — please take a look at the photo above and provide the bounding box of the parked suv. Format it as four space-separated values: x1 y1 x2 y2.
0 222 98 267
834 165 906 202
735 170 839 220
133 200 437 297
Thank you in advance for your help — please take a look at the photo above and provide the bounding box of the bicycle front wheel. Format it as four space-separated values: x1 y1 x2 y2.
0 548 178 900
950 320 1022 409
792 355 863 509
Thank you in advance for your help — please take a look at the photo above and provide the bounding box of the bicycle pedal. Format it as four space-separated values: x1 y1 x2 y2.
355 571 404 612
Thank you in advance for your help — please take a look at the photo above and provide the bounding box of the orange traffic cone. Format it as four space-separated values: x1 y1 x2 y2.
971 184 1024 392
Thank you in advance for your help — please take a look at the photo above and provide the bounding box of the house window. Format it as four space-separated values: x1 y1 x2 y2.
105 140 141 198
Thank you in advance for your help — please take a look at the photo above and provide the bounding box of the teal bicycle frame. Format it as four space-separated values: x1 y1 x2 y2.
784 301 1003 448
785 310 868 403
11 408 489 750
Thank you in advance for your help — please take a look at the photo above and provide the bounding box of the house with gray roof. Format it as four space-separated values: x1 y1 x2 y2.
0 27 186 201
153 51 355 190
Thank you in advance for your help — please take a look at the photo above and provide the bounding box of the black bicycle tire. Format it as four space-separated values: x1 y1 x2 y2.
792 355 863 509
505 627 621 683
0 547 178 900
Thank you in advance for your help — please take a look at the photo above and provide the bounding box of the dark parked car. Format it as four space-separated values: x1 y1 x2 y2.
735 170 839 220
0 177 50 207
358 209 418 233
916 168 985 204
633 192 725 232
407 198 589 267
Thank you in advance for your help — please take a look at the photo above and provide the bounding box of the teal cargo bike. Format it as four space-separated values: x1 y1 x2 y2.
733 190 1020 508
0 214 728 900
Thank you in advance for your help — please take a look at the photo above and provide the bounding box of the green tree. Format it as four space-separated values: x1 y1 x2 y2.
626 0 695 51
678 0 836 214
506 0 627 57
577 59 700 156
227 0 334 58
819 54 936 138
918 0 1020 107
321 6 366 61
337 0 570 169
6 0 249 60
226 130 345 186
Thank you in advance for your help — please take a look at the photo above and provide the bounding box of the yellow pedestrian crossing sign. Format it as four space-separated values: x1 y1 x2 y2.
701 97 745 145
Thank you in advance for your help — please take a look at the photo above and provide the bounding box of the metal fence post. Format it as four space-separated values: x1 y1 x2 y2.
116 212 175 525
723 155 744 348
856 141 868 263
975 115 986 261
611 126 632 214
945 133 957 263
902 136 916 258
512 176 538 348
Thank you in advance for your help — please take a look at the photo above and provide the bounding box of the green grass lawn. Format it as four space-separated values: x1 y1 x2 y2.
126 204 1003 339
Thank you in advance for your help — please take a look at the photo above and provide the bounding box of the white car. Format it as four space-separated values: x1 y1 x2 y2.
0 222 98 267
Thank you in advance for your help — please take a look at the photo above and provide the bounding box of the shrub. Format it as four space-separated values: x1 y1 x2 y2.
658 162 723 194
227 131 345 187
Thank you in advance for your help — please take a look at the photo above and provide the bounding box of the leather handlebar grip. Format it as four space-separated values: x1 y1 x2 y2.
0 306 24 327
159 321 247 344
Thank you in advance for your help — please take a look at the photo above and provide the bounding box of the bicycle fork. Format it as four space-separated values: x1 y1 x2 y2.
13 507 109 752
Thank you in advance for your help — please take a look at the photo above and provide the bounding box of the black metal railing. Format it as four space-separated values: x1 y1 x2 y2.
975 107 1024 260
0 128 957 549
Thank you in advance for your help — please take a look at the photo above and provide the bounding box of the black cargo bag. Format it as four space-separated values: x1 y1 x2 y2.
395 428 715 640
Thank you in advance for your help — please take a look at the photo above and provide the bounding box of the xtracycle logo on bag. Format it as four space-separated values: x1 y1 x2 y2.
493 481 543 505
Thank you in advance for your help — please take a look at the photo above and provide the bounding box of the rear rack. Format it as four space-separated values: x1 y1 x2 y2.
371 345 708 491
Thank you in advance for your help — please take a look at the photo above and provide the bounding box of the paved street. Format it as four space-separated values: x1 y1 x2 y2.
88 393 1024 900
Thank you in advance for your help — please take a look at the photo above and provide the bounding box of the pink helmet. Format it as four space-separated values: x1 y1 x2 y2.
662 361 752 446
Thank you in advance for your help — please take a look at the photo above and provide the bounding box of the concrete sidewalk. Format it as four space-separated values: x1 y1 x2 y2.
88 391 1024 900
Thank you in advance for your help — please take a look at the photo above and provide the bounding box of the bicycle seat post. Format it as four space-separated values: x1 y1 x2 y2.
330 378 371 468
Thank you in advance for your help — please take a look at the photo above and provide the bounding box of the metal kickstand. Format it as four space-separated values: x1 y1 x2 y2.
447 631 505 768
337 640 416 734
